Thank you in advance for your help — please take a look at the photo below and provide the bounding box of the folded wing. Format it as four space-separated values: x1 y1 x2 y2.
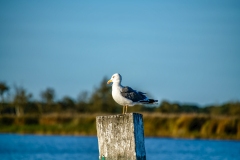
121 86 147 102
121 86 157 104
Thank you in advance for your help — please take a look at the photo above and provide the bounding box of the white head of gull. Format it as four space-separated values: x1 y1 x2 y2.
107 73 158 114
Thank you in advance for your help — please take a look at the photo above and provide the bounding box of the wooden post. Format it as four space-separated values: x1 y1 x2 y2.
96 113 146 160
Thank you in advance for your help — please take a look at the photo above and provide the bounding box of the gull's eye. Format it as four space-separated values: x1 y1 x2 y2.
113 76 115 78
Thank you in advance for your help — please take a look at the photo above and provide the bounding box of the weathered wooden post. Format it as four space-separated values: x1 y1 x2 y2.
96 113 146 160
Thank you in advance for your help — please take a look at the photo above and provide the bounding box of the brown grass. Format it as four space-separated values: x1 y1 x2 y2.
0 113 239 139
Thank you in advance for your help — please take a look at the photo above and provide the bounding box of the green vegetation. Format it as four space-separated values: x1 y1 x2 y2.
0 113 239 140
0 79 239 140
0 114 97 135
143 113 239 139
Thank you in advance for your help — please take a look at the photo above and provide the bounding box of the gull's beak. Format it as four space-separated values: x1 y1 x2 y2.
107 79 112 84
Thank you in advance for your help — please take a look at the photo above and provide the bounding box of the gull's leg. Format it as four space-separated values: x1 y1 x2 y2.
122 105 125 114
125 105 128 114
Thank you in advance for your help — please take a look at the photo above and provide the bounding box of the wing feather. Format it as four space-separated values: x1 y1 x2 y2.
121 86 147 102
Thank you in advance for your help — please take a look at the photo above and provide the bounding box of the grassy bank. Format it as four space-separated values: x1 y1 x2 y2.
143 113 239 139
0 113 239 140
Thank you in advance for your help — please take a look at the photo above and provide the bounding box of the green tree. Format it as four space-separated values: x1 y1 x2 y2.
89 77 118 113
0 82 9 114
0 82 9 103
156 100 172 113
40 88 55 104
40 88 56 113
179 104 199 113
13 86 32 116
60 96 75 111
76 91 89 112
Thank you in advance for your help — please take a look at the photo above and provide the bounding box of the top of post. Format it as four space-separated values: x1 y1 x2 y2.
96 112 143 119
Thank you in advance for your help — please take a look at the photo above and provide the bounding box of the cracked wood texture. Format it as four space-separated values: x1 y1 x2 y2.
96 113 146 160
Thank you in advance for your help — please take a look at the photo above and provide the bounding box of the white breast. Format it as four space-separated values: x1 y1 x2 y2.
112 85 132 106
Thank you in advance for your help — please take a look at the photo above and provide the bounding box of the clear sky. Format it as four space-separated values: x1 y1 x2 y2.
1 1 240 106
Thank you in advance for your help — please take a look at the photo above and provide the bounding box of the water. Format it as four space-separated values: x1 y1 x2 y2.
0 134 239 160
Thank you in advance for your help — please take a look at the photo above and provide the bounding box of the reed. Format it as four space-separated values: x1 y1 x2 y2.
0 113 239 139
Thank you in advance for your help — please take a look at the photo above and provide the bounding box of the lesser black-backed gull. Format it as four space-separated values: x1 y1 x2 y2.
107 73 158 114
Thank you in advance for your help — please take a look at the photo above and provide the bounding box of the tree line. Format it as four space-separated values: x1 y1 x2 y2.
0 78 240 116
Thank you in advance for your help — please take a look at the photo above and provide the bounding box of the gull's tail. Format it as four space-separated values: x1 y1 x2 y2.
139 99 158 104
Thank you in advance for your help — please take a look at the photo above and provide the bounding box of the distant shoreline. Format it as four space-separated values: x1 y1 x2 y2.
0 113 239 140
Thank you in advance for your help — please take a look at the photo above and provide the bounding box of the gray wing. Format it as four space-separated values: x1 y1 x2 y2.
121 86 147 102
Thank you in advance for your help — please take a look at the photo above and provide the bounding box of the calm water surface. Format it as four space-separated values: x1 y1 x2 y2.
0 134 239 160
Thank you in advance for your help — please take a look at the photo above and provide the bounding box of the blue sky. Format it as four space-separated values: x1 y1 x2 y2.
1 1 240 106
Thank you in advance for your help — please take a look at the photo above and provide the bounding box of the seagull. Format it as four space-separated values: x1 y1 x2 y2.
107 73 158 114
